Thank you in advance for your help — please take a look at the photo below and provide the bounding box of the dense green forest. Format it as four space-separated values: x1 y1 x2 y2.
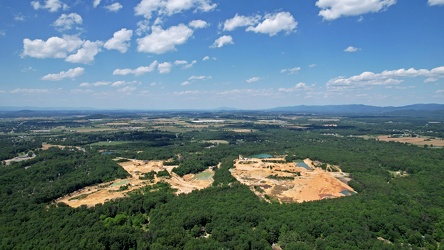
1 112 444 249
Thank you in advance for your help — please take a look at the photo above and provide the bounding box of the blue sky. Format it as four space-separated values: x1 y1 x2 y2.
0 0 443 110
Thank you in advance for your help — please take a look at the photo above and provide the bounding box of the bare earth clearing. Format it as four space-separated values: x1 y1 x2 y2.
231 157 356 203
375 135 444 147
56 160 214 208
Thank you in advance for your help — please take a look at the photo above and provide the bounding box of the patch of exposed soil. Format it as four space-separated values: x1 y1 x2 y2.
231 157 356 203
56 159 214 207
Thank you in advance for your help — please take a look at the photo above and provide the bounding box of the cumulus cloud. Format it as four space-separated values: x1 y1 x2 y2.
281 67 301 75
113 61 159 76
327 66 444 89
65 40 103 64
175 60 196 69
429 0 444 5
106 2 123 12
189 75 211 80
22 35 83 59
22 35 103 64
104 28 133 53
80 81 111 87
344 46 361 52
246 77 261 83
93 0 101 8
158 62 172 74
278 82 310 92
202 56 216 61
42 67 84 81
137 24 194 54
134 0 216 19
246 12 297 36
189 20 208 29
210 35 233 48
53 13 82 31
223 14 261 31
31 0 68 12
111 81 138 87
316 0 396 21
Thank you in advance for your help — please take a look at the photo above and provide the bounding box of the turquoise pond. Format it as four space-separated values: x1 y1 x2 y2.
110 180 129 187
296 161 311 170
250 154 273 159
194 171 214 180
341 190 356 196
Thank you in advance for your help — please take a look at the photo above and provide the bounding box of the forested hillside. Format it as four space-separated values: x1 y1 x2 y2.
1 113 444 249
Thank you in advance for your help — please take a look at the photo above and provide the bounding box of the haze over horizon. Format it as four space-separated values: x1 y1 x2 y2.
1 0 443 110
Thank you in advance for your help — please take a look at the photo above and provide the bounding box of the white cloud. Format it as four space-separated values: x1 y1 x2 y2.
189 20 208 29
22 35 83 59
53 13 83 31
106 2 123 12
246 77 261 83
80 81 111 87
278 82 310 92
42 67 84 81
189 75 211 80
327 66 444 89
175 60 196 69
223 14 260 31
134 0 163 19
65 40 103 64
181 81 192 86
316 0 396 21
246 12 297 36
93 0 101 8
104 28 133 53
11 88 49 94
202 56 216 61
31 0 68 12
344 46 361 52
429 0 444 5
21 66 36 72
158 62 172 74
216 88 273 97
118 86 137 93
309 64 317 68
134 0 216 19
210 35 233 48
111 81 138 87
173 90 202 96
281 67 301 75
137 24 194 54
0 31 5 37
15 14 26 22
174 60 187 65
136 20 151 36
113 61 159 76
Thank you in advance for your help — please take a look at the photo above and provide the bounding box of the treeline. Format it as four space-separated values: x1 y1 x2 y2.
0 136 41 161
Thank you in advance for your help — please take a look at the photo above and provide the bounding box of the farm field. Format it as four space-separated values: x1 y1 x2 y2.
375 135 444 147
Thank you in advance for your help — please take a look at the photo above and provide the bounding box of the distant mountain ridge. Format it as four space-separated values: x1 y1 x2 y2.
269 104 444 114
